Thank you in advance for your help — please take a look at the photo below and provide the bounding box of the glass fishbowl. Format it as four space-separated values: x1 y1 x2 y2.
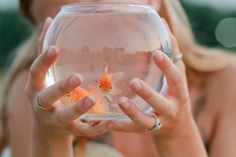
43 2 172 120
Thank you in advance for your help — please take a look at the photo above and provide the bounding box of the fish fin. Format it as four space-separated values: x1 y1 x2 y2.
104 64 109 73
99 95 112 108
111 72 124 82
111 86 122 95
106 95 113 102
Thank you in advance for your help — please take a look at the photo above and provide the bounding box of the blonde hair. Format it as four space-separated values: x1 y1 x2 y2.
160 0 235 72
0 0 235 153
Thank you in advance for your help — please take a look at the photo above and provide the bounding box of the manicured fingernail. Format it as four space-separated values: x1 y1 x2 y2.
129 79 142 91
118 97 130 109
69 75 81 86
153 50 164 62
83 96 96 108
47 46 56 58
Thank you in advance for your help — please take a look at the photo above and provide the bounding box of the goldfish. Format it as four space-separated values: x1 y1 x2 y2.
60 64 123 113
60 86 89 106
60 86 107 113
97 64 123 104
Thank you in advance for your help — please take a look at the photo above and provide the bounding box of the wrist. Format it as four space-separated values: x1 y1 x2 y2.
152 117 207 157
32 122 73 157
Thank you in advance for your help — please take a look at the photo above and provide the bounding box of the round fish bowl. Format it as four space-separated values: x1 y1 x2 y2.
43 2 172 120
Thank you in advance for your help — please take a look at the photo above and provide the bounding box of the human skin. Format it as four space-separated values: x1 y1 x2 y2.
5 0 236 157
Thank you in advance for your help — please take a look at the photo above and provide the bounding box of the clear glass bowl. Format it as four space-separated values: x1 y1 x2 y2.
43 2 172 120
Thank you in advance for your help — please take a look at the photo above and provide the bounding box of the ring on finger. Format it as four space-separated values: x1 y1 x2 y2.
173 53 183 63
36 94 50 110
146 113 162 132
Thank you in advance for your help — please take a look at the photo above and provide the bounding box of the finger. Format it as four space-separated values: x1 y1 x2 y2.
38 17 53 54
153 51 188 102
162 18 179 53
55 96 96 123
38 74 82 106
71 120 110 136
106 119 142 132
162 18 185 71
129 79 176 117
88 120 102 127
28 46 58 91
117 97 158 130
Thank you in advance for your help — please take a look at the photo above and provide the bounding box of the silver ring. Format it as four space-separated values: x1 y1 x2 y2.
173 53 183 62
36 95 50 110
146 113 162 132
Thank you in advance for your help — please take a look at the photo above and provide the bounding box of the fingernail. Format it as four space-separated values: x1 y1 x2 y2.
83 96 96 108
69 75 81 87
42 17 51 32
153 50 164 62
129 79 142 91
45 17 52 23
47 46 56 58
118 97 130 109
161 18 166 23
89 121 101 127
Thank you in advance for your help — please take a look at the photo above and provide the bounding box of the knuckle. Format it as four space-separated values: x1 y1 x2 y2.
168 112 176 120
38 94 50 107
56 114 67 124
173 71 184 87
142 90 154 102
37 38 43 48
72 104 83 115
161 58 171 71
29 65 38 79
180 95 190 107
166 105 177 119
24 87 30 97
24 81 30 96
171 35 178 45
58 82 70 93
162 101 172 114
167 108 177 119
123 101 136 116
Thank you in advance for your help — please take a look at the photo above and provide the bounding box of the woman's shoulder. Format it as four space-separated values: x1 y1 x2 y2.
7 69 29 109
209 63 236 89
207 63 236 110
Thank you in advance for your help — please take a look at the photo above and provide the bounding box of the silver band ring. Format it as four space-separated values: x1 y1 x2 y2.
173 53 183 62
36 95 50 110
146 113 162 132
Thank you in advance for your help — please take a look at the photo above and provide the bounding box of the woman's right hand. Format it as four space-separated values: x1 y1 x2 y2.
24 18 109 141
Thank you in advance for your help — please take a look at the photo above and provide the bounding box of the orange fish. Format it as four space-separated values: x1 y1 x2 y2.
97 64 123 103
61 86 89 106
60 86 107 113
98 65 113 93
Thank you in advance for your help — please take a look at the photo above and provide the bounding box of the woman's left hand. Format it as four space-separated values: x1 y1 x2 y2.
106 23 193 137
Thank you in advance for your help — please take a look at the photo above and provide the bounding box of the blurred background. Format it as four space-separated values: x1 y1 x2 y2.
0 0 236 85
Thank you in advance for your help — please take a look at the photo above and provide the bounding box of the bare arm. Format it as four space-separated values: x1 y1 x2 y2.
152 117 207 157
7 70 33 157
208 65 236 157
7 70 74 157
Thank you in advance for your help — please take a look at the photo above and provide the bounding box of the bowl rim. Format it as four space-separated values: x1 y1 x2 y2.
61 2 156 14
